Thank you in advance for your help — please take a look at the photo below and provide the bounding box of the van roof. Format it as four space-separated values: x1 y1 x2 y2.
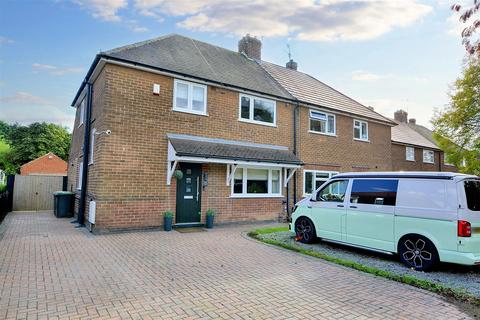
332 172 478 181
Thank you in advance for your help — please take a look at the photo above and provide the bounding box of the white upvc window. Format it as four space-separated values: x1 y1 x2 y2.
231 167 282 197
353 119 368 141
309 110 336 135
406 146 415 161
89 128 96 165
239 94 276 126
173 79 207 115
303 170 338 196
423 150 435 164
77 161 83 190
78 99 85 127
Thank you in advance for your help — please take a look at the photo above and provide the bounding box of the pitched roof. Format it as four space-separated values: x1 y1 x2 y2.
104 34 293 100
168 134 303 165
391 121 439 149
259 61 394 124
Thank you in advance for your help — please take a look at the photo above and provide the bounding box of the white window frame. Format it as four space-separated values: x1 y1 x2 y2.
406 146 415 161
353 119 369 142
238 94 276 127
230 167 282 198
173 79 207 115
78 99 85 127
303 170 339 196
89 128 96 165
423 150 435 164
309 110 336 136
77 161 83 190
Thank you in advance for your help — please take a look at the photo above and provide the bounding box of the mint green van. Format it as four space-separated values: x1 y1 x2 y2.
290 172 480 271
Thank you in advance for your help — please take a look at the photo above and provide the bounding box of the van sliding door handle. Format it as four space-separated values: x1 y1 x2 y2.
349 205 357 209
337 204 344 208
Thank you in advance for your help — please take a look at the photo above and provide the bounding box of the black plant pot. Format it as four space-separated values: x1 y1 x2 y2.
206 215 214 229
164 216 173 231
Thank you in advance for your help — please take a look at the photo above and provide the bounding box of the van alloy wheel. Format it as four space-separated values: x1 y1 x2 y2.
398 235 438 271
295 218 315 244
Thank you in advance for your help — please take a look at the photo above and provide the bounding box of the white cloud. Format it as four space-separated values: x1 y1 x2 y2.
74 0 128 21
0 92 74 129
0 92 53 106
0 36 13 45
351 70 428 82
134 0 432 41
32 63 84 76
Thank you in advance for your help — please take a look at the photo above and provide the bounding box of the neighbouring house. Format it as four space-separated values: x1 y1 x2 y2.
20 152 68 176
67 33 395 232
391 110 458 172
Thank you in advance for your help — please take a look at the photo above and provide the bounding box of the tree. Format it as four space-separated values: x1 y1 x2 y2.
433 58 480 175
452 1 480 57
0 122 71 173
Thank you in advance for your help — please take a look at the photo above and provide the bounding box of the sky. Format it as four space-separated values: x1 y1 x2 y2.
0 0 472 131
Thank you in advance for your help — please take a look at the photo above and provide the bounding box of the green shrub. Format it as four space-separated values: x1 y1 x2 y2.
163 211 174 218
206 209 216 216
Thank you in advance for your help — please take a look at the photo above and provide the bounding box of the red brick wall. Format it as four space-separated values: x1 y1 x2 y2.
20 153 67 176
391 143 458 172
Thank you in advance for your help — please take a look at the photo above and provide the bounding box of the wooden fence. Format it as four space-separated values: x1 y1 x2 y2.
12 175 64 211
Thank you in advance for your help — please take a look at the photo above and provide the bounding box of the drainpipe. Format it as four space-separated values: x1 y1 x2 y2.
77 82 93 226
292 101 300 205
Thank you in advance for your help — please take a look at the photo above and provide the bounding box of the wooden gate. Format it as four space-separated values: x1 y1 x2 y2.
12 175 64 211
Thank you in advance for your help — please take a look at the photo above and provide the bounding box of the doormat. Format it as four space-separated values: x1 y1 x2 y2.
175 227 205 233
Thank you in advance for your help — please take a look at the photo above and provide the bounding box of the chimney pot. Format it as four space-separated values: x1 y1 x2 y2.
238 34 262 60
394 110 408 123
286 59 298 70
409 118 416 125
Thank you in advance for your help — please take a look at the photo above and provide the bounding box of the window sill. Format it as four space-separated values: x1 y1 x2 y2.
423 161 435 164
230 194 283 199
238 118 276 128
353 138 370 143
406 159 415 162
173 108 208 117
308 130 336 137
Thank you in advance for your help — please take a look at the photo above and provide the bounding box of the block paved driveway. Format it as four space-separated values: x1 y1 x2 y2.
0 212 471 319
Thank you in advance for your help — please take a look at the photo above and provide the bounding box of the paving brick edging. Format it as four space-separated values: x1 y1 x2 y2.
245 228 480 308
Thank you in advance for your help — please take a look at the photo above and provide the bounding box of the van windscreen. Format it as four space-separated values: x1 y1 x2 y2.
464 180 480 211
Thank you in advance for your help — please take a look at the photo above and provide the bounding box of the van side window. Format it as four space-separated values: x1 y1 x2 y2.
316 180 348 202
350 179 399 206
464 180 480 211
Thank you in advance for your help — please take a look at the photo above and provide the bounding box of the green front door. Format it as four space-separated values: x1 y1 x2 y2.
176 163 202 224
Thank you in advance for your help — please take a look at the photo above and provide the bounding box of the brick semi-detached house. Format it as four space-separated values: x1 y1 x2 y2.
69 34 402 232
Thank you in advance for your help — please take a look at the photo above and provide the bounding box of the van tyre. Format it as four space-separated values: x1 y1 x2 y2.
398 235 439 271
295 217 316 244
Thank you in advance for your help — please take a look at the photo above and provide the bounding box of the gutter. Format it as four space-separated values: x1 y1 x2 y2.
76 82 93 226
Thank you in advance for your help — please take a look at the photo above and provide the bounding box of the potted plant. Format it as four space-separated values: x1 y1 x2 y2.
205 209 215 229
163 211 173 231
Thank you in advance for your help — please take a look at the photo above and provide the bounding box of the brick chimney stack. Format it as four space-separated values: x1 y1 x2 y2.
238 34 262 60
409 118 416 125
286 59 298 71
394 110 408 123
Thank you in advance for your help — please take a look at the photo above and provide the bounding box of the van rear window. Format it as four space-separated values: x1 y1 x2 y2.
464 180 480 211
350 179 399 206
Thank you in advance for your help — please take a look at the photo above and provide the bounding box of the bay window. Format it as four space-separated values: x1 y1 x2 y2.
232 167 282 197
239 94 276 126
303 170 338 196
173 79 207 115
309 110 335 135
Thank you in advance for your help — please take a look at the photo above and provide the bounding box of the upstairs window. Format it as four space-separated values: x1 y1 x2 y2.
78 99 85 127
423 150 434 164
239 94 276 126
350 179 399 206
173 79 207 115
406 146 415 161
309 110 335 135
353 119 368 141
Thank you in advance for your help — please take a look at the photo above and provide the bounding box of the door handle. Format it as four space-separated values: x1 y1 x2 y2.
337 204 344 208
196 177 199 202
350 205 357 209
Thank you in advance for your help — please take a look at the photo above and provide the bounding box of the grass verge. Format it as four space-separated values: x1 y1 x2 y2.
248 227 480 306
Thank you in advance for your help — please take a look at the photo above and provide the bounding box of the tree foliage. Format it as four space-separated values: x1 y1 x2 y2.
0 122 71 174
452 1 480 57
433 58 480 175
